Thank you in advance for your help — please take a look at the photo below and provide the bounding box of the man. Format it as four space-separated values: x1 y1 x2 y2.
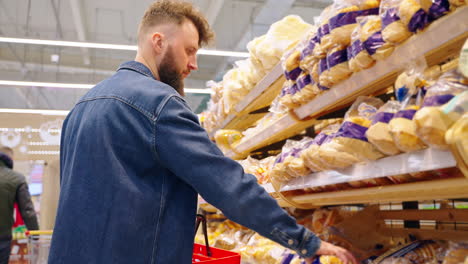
49 1 357 263
0 146 39 264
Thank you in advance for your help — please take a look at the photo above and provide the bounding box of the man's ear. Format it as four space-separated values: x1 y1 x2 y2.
151 32 165 54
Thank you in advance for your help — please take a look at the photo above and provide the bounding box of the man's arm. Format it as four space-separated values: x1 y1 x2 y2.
16 182 39 231
154 96 321 258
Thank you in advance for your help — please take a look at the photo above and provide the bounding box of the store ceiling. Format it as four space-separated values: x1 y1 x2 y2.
0 0 331 113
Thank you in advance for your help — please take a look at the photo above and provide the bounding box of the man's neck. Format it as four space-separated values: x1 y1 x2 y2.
135 54 160 81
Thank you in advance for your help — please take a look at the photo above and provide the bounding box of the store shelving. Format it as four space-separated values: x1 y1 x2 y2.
224 7 468 159
294 6 468 120
280 148 457 192
208 63 285 138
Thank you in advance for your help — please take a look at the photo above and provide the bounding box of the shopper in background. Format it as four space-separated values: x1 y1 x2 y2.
0 146 39 264
49 1 357 263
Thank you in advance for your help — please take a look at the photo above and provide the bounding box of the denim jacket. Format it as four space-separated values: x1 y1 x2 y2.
48 61 320 264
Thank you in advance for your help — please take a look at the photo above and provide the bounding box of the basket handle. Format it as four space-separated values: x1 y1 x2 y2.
195 214 212 257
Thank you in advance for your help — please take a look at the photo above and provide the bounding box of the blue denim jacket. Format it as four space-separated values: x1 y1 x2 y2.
48 61 320 264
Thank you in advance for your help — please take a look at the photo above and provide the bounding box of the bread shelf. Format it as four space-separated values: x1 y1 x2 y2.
288 177 468 207
294 6 468 120
223 7 468 160
280 148 457 192
208 63 284 138
226 113 317 159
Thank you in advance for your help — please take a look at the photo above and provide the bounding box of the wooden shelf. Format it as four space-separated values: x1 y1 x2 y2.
288 178 468 207
208 63 284 138
226 113 317 159
294 7 468 120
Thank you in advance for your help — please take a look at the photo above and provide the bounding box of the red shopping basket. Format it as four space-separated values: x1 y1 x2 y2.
192 214 240 264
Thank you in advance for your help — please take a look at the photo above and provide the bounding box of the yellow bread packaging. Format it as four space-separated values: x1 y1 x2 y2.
414 71 467 149
359 15 395 61
301 124 342 172
389 105 427 152
292 73 321 106
366 101 402 155
318 97 385 169
327 45 353 85
380 0 413 44
348 20 375 72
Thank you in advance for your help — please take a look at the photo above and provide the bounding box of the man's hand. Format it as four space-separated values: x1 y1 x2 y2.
304 241 358 264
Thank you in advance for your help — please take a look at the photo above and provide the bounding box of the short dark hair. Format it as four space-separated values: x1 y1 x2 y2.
138 0 215 47
0 146 13 158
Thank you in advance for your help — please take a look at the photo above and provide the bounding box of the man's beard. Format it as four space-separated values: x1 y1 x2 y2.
159 47 184 95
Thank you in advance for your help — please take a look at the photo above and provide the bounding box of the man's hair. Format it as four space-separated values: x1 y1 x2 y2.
0 146 13 158
138 0 214 47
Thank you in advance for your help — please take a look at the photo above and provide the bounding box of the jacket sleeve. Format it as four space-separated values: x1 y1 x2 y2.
153 96 321 258
16 183 40 231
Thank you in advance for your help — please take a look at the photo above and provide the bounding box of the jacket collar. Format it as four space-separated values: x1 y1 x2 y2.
0 152 13 169
118 61 156 80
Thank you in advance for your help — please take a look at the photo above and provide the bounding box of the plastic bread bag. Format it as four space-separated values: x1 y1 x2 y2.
207 80 223 103
254 15 313 71
380 0 413 44
328 0 381 47
292 72 321 106
327 44 353 85
284 137 315 178
301 124 342 172
222 68 251 114
390 88 428 152
348 19 375 72
270 140 298 182
414 73 468 149
311 61 320 83
319 57 334 89
442 242 468 264
214 129 243 154
279 80 302 109
374 240 446 264
366 100 402 155
315 6 336 58
318 96 385 169
359 15 395 61
419 0 450 21
300 32 320 72
282 44 303 82
398 0 430 33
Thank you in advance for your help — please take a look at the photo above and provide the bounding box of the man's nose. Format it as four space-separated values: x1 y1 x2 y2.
188 55 198 71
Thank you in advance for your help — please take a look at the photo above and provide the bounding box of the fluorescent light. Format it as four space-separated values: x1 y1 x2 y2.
0 80 212 94
27 151 60 155
0 108 70 115
0 37 249 58
0 80 93 89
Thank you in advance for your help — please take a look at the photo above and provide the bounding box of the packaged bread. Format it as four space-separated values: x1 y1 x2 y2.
300 32 320 72
214 129 243 154
348 20 375 72
420 0 450 21
292 73 321 106
311 61 320 83
285 138 315 178
359 15 395 60
448 0 467 8
270 140 302 182
327 44 353 85
366 101 402 155
319 57 334 89
318 97 385 169
328 0 381 47
389 93 427 152
375 240 444 264
414 73 468 149
279 81 301 109
442 242 468 264
283 49 303 81
398 0 429 33
315 6 336 58
301 124 341 172
380 0 413 44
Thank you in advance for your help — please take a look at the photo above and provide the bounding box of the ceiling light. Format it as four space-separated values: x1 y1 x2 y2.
0 37 250 58
0 108 70 115
0 80 212 94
